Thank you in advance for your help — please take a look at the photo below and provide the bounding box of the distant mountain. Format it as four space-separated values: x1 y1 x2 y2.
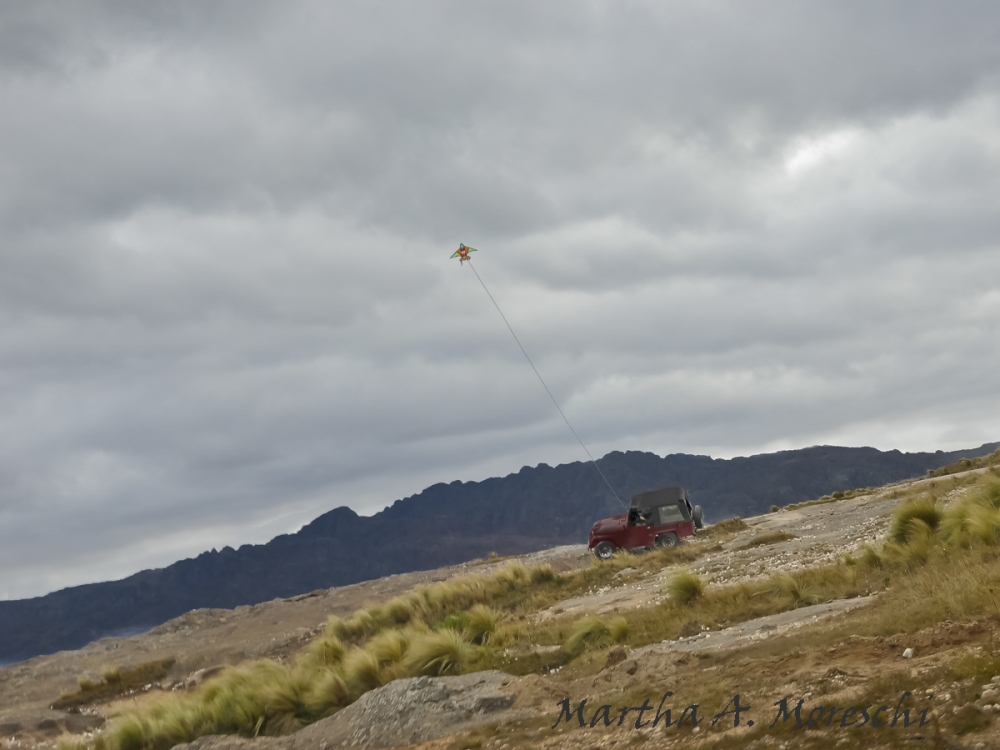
2 442 996 664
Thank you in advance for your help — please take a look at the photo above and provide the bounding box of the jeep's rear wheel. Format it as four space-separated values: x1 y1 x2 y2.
594 541 616 560
656 532 679 548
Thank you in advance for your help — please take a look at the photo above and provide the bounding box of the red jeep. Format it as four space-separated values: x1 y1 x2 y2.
588 486 704 560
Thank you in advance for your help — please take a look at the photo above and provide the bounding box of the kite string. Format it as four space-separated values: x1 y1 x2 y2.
466 259 627 510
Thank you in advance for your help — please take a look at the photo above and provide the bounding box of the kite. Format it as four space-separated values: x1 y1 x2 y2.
450 243 477 264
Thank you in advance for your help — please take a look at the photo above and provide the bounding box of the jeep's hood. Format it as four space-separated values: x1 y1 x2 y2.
591 514 626 532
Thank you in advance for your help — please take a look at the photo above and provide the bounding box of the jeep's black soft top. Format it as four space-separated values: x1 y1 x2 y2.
630 486 692 520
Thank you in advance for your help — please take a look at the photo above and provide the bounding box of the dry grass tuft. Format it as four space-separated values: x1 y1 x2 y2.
307 670 348 714
666 569 704 605
528 563 556 584
99 665 122 684
563 615 612 656
384 597 413 625
607 616 629 643
305 634 345 667
495 562 528 588
611 549 633 565
889 497 941 544
404 630 475 676
341 648 382 698
365 630 409 666
466 604 501 645
767 572 821 607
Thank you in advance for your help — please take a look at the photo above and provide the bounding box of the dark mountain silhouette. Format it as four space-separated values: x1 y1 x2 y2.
2 442 996 665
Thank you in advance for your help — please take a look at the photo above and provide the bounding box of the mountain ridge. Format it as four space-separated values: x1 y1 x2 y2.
2 441 997 664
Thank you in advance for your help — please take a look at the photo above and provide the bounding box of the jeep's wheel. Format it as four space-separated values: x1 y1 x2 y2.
594 541 616 560
656 532 680 548
693 505 704 529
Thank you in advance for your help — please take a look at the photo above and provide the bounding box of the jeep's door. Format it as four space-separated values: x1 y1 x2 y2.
624 509 656 548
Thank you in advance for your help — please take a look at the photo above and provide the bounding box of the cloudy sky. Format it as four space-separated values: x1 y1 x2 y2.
2 1 1000 600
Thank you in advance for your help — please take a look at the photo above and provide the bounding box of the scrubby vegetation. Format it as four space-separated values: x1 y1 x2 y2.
53 659 175 710
766 572 821 607
67 561 574 750
735 530 797 549
783 485 880 510
837 471 1000 633
927 447 1000 478
561 614 629 657
465 605 501 645
403 630 474 676
888 496 941 544
701 516 749 537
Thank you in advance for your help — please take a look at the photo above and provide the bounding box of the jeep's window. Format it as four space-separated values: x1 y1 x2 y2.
657 504 684 524
634 509 653 526
629 509 652 526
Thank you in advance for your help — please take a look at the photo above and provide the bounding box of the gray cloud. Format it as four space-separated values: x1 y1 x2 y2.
2 1 1000 599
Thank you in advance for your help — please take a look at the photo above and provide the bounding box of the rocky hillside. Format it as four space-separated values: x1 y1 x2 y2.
1 442 997 665
3 462 1000 749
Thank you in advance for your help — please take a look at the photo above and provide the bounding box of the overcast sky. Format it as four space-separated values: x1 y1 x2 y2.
2 1 1000 600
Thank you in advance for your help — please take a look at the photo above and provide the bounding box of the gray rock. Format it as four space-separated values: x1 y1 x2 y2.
473 695 516 714
174 671 518 750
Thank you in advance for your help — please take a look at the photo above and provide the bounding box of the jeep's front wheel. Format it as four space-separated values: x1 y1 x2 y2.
656 532 679 548
593 541 616 560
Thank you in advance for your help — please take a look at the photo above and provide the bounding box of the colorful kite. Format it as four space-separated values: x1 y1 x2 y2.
450 243 477 264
